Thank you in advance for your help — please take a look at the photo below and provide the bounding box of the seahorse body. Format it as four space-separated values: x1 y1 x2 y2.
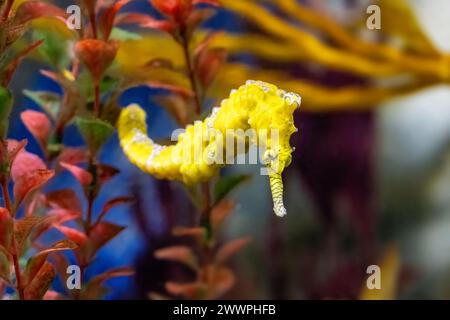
118 81 301 217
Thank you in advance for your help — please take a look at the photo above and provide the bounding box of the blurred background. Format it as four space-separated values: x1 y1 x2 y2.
7 0 450 299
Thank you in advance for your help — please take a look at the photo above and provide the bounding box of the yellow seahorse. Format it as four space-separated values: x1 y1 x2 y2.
118 81 301 217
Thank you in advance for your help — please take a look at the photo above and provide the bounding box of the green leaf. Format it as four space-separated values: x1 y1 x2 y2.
77 74 120 104
23 90 61 120
75 117 114 155
32 29 70 69
110 27 142 41
0 86 13 138
213 174 251 205
100 76 120 96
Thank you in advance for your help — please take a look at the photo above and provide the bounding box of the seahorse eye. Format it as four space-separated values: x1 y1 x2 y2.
263 149 278 165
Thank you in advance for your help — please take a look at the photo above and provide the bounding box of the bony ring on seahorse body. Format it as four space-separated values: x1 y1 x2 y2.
118 80 301 217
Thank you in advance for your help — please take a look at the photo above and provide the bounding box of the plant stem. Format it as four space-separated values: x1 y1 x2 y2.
89 13 98 39
200 181 213 285
200 182 211 229
1 177 24 300
179 24 215 289
90 6 100 119
94 82 101 117
179 26 213 233
1 178 11 214
1 0 14 21
85 156 96 236
11 243 24 300
180 29 202 115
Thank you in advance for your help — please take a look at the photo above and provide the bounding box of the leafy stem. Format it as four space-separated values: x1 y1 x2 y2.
1 176 24 300
180 27 202 116
85 156 97 236
1 0 14 21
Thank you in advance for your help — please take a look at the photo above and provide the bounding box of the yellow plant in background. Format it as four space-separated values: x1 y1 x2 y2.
115 0 450 112
118 81 301 217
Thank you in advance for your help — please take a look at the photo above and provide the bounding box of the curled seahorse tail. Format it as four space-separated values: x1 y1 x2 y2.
118 104 156 173
269 173 287 217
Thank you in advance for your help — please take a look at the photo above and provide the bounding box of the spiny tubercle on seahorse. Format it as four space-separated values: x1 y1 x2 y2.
118 80 301 217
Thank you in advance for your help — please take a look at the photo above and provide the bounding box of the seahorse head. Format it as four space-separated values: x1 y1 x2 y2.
244 81 301 217
244 80 301 175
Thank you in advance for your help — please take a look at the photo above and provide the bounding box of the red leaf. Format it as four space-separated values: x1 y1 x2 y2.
87 267 134 285
148 292 171 300
172 226 206 238
94 196 134 226
115 13 175 32
186 8 216 36
2 40 43 87
24 240 77 285
20 110 51 148
80 222 125 262
151 0 194 21
172 226 206 243
96 164 119 184
142 81 194 98
54 225 88 246
23 262 55 300
43 290 63 300
75 39 118 84
102 197 134 212
165 281 206 299
193 0 220 6
0 208 13 252
13 169 54 209
99 0 131 40
81 267 134 299
57 147 88 165
11 149 46 182
13 1 66 26
39 69 59 83
46 189 82 213
193 31 222 58
154 246 198 270
80 0 97 15
150 0 219 25
0 249 10 283
211 200 235 232
36 239 78 256
14 215 54 255
60 162 93 186
203 266 235 299
47 208 81 225
196 48 227 87
6 139 27 164
215 237 251 264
